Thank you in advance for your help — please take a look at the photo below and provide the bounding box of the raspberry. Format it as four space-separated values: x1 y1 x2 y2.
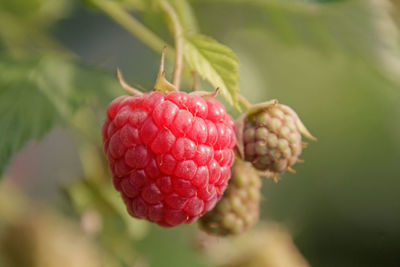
199 159 261 236
103 91 236 227
237 101 315 177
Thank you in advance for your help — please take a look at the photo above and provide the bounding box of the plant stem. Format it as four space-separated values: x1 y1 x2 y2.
237 93 252 111
192 71 199 91
90 0 172 58
160 0 184 90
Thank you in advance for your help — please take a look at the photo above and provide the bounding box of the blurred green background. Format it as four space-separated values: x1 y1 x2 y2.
1 0 400 266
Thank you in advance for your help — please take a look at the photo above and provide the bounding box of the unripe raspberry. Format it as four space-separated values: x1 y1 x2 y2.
199 159 261 236
103 91 236 227
236 101 315 177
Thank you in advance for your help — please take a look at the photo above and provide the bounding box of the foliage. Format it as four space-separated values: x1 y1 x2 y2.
184 34 240 106
189 0 400 84
0 55 119 175
1 0 400 266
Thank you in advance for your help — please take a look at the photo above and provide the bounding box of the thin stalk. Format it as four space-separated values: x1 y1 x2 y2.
160 0 184 90
237 93 252 111
192 71 199 91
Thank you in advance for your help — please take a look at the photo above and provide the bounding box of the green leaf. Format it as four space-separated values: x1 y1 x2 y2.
0 55 120 176
184 34 240 107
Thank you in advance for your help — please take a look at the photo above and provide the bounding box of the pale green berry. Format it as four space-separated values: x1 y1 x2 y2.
199 159 261 236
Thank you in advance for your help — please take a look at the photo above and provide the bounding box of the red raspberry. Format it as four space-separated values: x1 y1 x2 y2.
103 91 236 227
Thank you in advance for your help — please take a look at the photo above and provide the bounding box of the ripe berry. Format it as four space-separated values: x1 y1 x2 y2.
237 101 315 177
199 159 261 236
103 91 236 227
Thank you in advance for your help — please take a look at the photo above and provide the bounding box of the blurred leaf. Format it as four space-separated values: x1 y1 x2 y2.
184 34 240 106
0 0 71 54
0 54 120 176
0 58 58 177
191 0 400 84
137 226 208 267
64 179 149 266
65 179 148 239
0 0 69 24
0 181 104 267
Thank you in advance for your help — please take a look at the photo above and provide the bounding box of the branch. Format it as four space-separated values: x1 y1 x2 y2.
91 0 173 59
160 0 184 90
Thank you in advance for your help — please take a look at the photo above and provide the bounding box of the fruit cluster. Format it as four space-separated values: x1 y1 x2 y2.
103 50 314 234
